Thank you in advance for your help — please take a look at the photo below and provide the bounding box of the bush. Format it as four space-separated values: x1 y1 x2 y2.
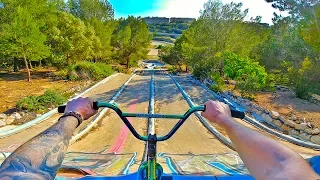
56 61 114 81
223 52 268 92
224 52 267 87
17 89 67 112
295 81 313 100
269 67 290 85
288 58 320 100
75 61 114 80
55 69 68 79
210 72 225 93
168 66 178 74
264 73 276 91
112 65 124 73
240 91 256 101
16 96 39 112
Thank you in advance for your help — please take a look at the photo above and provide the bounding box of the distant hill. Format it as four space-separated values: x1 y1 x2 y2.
144 17 194 42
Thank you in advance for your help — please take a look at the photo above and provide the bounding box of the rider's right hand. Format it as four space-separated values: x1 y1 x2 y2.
201 100 232 125
65 97 97 120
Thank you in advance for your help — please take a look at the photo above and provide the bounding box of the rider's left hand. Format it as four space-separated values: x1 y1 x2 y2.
65 97 97 120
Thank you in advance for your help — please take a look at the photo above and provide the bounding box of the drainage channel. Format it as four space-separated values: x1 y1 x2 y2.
188 76 320 150
142 70 156 161
168 73 234 151
70 73 136 144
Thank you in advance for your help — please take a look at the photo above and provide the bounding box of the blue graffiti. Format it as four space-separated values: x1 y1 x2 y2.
158 153 178 175
209 162 243 175
123 152 137 175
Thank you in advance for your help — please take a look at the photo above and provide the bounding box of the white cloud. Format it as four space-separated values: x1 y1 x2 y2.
222 0 284 24
153 0 286 24
154 0 207 18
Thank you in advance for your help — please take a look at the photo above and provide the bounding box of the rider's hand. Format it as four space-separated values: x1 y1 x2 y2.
201 100 232 125
65 97 97 120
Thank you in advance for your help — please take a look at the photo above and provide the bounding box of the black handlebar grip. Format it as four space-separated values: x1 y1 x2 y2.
231 109 245 119
202 105 244 119
58 102 99 113
58 106 66 113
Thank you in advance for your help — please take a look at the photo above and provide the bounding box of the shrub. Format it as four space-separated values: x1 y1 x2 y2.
264 73 276 91
223 52 268 92
55 69 68 79
240 92 256 101
16 96 40 112
168 66 178 74
37 89 66 108
294 80 313 100
209 72 225 93
75 61 113 80
288 58 320 100
56 61 114 81
17 89 67 112
224 52 267 87
112 66 124 73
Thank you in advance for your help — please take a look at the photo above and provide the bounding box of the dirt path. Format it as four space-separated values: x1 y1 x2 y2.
174 75 319 157
154 73 233 174
0 74 130 152
67 74 151 175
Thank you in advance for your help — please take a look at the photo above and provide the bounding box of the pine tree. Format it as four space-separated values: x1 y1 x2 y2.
3 7 50 81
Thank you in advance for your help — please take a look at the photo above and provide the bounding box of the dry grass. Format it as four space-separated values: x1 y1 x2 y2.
254 91 320 127
226 84 320 128
0 67 89 113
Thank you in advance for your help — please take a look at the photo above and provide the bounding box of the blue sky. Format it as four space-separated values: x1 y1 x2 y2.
109 0 286 24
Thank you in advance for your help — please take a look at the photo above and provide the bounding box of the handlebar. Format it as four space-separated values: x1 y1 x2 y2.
58 101 245 141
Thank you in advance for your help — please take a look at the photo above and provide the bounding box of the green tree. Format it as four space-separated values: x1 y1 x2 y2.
160 36 188 71
266 0 320 19
47 12 94 66
2 7 50 81
0 0 57 71
112 16 151 69
200 0 248 53
68 0 114 21
254 20 315 70
299 4 320 53
227 22 270 58
177 0 250 77
86 18 117 62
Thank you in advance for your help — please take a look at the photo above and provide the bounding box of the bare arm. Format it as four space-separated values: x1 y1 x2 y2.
202 100 319 180
0 116 77 179
0 97 97 180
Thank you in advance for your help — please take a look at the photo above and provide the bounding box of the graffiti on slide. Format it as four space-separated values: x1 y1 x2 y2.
158 152 250 176
0 148 137 176
60 151 137 176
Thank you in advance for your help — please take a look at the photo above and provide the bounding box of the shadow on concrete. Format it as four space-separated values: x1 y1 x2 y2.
89 73 219 115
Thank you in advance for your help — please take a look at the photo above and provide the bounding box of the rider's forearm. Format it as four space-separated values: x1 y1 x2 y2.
220 118 319 180
0 116 77 180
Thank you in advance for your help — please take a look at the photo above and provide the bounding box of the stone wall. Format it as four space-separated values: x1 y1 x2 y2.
225 91 320 144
